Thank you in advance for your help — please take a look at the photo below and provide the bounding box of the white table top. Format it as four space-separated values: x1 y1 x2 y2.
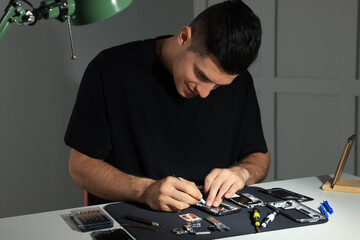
1 173 359 240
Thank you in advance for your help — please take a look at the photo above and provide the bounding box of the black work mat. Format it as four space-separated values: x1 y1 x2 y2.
104 187 327 240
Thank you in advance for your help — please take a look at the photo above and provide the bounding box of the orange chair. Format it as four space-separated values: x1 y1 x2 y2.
84 190 96 206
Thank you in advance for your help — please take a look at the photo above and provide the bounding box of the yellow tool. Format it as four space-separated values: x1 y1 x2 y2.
253 208 261 232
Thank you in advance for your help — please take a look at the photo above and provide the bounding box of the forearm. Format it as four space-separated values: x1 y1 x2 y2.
68 149 154 203
230 152 270 185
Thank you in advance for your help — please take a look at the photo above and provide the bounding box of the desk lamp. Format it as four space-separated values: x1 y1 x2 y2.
0 0 132 59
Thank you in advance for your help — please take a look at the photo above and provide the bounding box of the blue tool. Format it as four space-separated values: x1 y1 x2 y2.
322 201 334 214
319 205 329 218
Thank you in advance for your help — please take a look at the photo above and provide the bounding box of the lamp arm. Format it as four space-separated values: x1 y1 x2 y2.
35 0 75 22
0 0 75 43
0 0 28 42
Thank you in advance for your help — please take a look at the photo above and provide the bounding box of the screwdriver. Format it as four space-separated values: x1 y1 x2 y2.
261 208 279 230
252 208 261 232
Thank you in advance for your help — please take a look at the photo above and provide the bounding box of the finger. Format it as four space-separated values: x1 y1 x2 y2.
213 180 233 207
160 196 191 212
224 183 243 199
175 177 203 201
205 176 224 206
204 169 219 194
167 197 192 212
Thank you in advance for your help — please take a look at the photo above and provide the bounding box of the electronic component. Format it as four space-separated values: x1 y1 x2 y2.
70 207 113 232
268 200 326 223
195 186 241 215
195 199 241 216
172 221 206 235
179 213 202 222
205 216 230 232
172 227 188 235
230 193 264 208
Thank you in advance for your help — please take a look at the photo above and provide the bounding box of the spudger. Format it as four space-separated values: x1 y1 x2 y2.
124 215 159 227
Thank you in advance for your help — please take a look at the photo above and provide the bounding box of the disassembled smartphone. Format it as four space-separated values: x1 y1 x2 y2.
229 193 264 208
268 200 326 223
259 188 313 202
91 228 133 240
195 186 241 216
195 200 241 216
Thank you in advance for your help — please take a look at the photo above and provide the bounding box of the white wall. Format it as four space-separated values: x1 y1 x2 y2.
0 0 193 218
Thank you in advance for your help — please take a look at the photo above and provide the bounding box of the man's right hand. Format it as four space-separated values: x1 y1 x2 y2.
69 149 202 212
140 176 203 212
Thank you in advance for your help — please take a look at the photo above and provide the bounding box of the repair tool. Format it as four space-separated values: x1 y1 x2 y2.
261 208 279 230
322 200 334 214
252 208 261 232
124 215 159 227
318 205 329 218
70 207 113 232
173 175 207 204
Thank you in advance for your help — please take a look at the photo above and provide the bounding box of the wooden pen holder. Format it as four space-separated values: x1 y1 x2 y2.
322 179 360 193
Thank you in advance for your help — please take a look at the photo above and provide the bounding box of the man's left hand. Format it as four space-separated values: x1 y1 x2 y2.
203 152 270 207
203 168 249 207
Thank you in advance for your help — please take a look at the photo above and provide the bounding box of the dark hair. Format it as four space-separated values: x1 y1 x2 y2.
189 0 261 75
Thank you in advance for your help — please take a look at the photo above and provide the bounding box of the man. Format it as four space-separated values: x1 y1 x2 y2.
65 0 270 212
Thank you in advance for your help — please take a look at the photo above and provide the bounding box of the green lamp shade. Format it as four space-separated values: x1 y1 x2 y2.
71 0 132 25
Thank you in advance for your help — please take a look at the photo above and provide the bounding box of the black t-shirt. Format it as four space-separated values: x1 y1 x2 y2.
65 37 267 185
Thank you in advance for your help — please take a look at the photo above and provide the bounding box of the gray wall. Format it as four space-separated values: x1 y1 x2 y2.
0 0 193 218
199 0 360 182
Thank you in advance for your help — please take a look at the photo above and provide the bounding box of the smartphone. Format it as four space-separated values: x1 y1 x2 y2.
229 193 263 208
91 228 134 240
268 200 326 223
195 186 241 216
195 200 241 216
259 188 313 202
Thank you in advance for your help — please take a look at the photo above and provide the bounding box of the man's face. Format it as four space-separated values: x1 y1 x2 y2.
172 47 238 99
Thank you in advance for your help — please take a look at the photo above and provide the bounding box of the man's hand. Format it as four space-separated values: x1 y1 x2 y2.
203 152 270 207
204 168 248 207
69 149 202 212
140 176 203 212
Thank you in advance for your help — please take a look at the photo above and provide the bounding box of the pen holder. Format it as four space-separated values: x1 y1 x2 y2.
322 179 360 193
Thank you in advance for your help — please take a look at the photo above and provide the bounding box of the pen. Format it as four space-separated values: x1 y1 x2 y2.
124 215 160 227
173 175 206 204
261 208 279 229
